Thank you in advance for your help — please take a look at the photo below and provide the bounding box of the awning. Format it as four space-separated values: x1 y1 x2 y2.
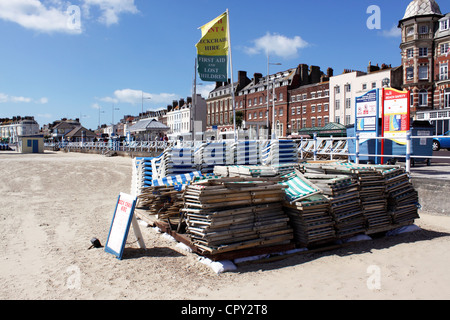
128 119 169 132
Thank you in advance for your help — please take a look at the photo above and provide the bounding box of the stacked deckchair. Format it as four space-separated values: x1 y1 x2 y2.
158 147 197 177
261 139 298 165
280 172 336 247
380 167 419 225
194 142 234 174
301 164 367 238
232 140 259 165
136 185 180 217
182 178 293 256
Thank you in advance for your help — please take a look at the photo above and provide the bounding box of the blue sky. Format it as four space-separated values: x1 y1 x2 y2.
0 0 448 131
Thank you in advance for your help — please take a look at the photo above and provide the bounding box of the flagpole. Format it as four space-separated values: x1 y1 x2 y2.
226 8 237 142
192 57 197 142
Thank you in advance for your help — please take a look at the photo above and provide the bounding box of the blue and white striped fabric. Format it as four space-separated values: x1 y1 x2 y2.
234 140 259 165
151 171 203 190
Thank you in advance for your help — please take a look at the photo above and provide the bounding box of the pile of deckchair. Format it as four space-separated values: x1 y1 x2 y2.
182 178 293 255
136 185 182 219
280 172 337 246
301 172 365 238
381 167 419 225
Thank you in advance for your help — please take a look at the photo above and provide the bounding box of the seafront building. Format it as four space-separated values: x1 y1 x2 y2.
166 95 207 141
399 0 450 133
329 63 403 126
0 116 40 143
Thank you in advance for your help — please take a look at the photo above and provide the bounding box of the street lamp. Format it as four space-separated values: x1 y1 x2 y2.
98 108 105 129
267 53 281 139
112 105 120 137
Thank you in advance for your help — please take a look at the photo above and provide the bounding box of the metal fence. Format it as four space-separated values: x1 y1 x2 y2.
44 131 450 174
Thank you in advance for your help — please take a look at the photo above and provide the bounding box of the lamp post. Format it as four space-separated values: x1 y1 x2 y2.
112 105 119 137
267 53 281 140
98 108 105 129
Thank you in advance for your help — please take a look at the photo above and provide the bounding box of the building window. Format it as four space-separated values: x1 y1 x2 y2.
407 48 414 58
324 117 329 125
279 108 283 116
419 25 428 34
324 104 329 112
311 118 316 127
419 65 428 80
259 97 263 104
311 92 316 99
335 116 340 124
418 90 428 107
440 63 448 80
406 67 414 81
254 98 257 105
362 83 367 90
318 104 322 113
297 107 301 115
317 117 322 127
292 107 296 115
345 84 351 92
248 113 252 120
303 106 307 114
248 99 252 106
311 105 316 113
279 93 283 101
253 112 257 119
410 91 414 107
345 115 351 125
418 47 428 57
335 100 340 110
441 43 449 56
441 19 449 31
335 86 340 94
372 82 377 89
302 119 307 128
346 98 351 109
444 91 450 108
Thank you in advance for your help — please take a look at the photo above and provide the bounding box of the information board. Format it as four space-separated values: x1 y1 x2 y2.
356 89 379 142
382 88 410 145
105 193 137 260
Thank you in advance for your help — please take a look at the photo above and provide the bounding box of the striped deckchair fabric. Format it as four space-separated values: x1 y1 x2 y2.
280 174 322 203
152 171 203 191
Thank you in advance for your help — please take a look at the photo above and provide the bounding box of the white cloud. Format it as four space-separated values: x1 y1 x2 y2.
0 92 45 104
381 25 401 38
0 0 139 33
0 0 81 34
244 32 309 59
82 0 138 26
100 89 179 106
196 83 215 99
38 97 49 104
37 113 53 118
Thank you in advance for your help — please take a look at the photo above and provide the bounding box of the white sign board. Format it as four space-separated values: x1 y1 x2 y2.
105 193 137 260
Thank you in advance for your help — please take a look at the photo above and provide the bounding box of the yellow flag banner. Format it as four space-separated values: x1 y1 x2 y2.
196 12 228 82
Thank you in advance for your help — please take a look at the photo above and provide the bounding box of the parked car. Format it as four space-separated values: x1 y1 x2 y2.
433 131 450 151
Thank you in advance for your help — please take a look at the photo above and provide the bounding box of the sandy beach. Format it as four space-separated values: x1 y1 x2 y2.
1 151 450 300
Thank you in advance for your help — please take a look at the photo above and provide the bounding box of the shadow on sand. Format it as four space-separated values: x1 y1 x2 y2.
233 227 450 273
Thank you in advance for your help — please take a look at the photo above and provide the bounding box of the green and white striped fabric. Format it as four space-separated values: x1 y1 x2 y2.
281 175 321 203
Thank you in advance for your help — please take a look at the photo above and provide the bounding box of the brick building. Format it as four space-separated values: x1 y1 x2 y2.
289 66 333 134
206 71 251 134
399 0 450 133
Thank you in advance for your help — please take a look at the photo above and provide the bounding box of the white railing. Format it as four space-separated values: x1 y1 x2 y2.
45 132 450 174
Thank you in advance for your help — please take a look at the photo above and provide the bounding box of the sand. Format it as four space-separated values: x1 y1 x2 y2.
1 150 450 300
